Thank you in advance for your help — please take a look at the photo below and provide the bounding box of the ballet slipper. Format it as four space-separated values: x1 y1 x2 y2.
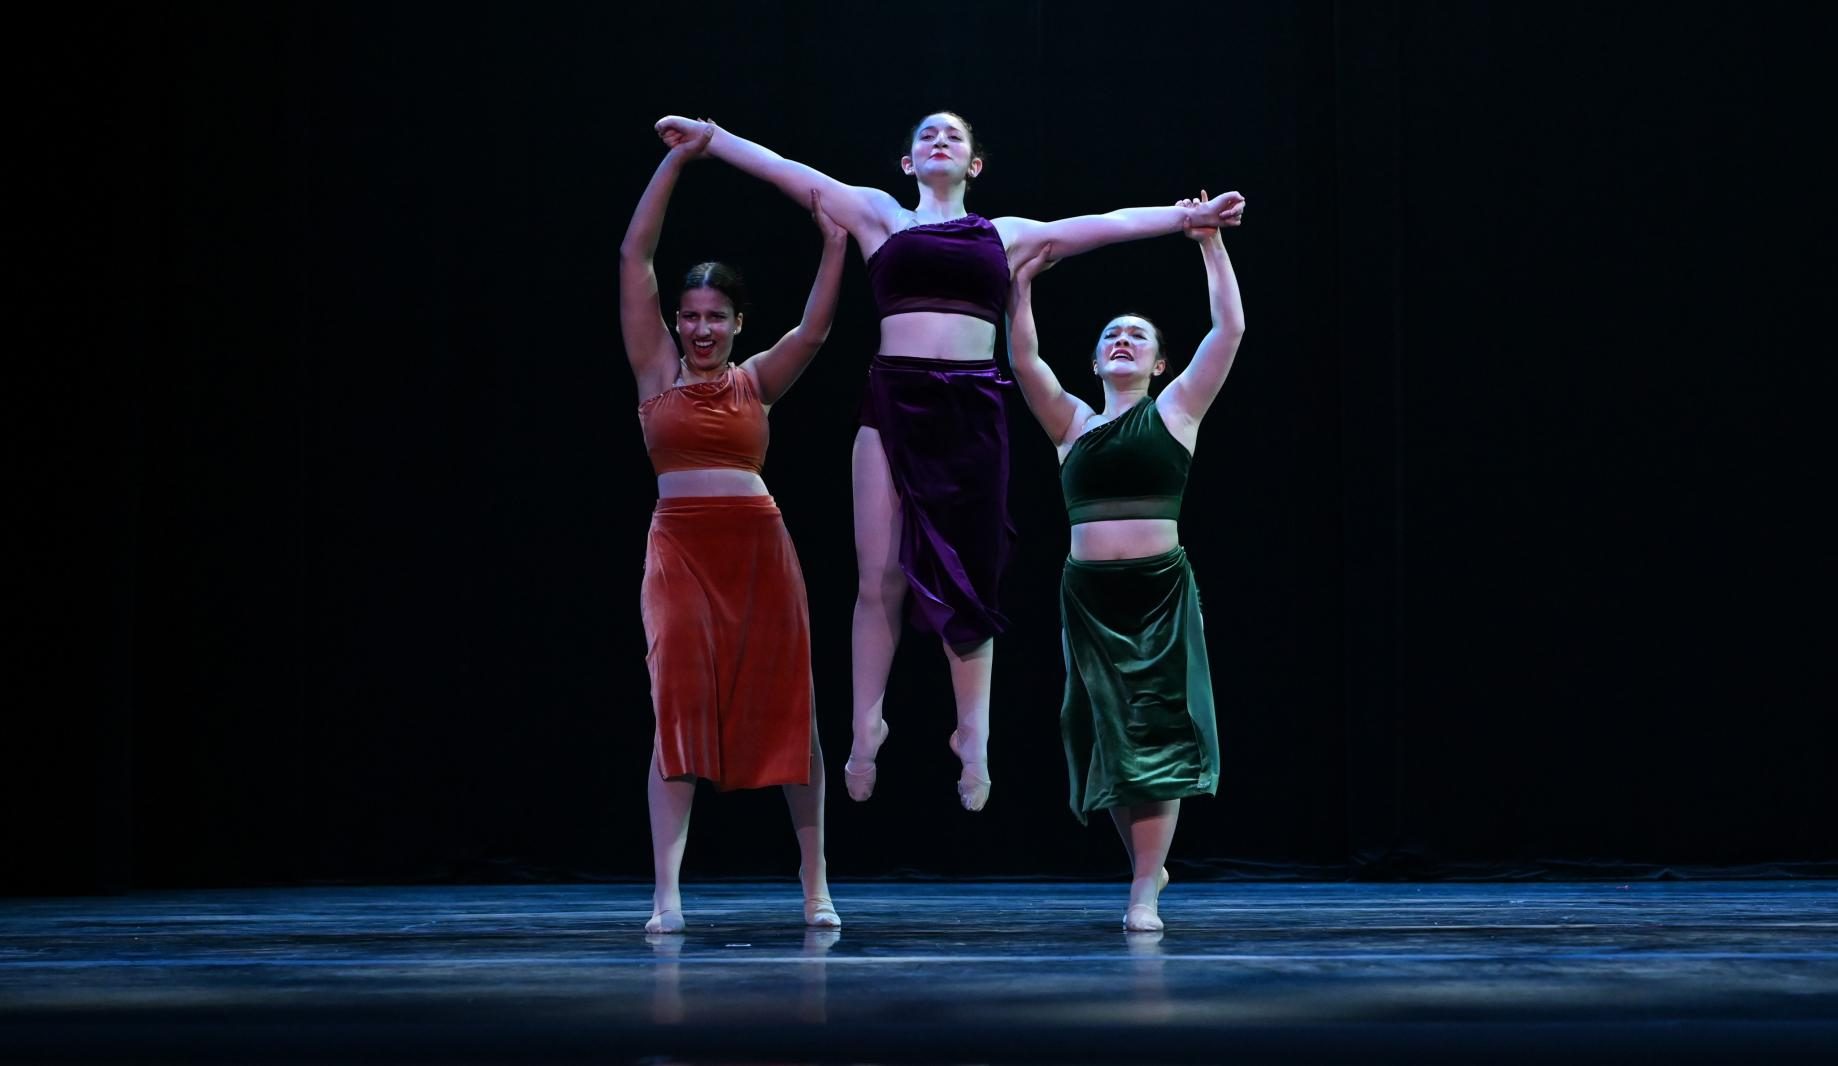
843 719 890 802
1119 869 1170 931
955 762 992 811
645 909 686 934
948 730 991 812
803 896 842 929
1123 904 1164 933
842 758 877 802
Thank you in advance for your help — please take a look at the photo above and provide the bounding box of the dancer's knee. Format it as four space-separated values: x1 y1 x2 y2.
856 563 907 607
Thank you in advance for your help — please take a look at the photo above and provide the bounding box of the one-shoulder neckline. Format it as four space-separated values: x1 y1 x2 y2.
1068 396 1157 451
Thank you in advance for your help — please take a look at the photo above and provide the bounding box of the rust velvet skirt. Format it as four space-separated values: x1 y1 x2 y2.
641 495 812 790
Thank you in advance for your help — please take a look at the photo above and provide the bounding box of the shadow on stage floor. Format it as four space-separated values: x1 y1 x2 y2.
4 881 1836 1063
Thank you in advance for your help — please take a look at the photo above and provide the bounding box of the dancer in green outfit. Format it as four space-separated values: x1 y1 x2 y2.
1007 193 1247 932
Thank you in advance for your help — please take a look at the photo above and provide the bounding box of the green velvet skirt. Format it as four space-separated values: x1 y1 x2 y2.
1059 547 1219 823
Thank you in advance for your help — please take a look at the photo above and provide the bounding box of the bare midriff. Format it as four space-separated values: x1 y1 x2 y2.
1069 518 1180 562
656 469 769 498
878 312 998 361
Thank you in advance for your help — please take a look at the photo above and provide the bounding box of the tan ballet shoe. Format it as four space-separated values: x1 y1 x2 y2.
948 730 991 812
1123 904 1164 932
956 762 992 812
803 896 842 929
843 720 890 802
645 909 686 934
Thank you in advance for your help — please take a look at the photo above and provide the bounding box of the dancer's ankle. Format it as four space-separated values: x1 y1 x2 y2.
1128 872 1163 911
647 888 686 934
947 727 987 764
848 716 890 763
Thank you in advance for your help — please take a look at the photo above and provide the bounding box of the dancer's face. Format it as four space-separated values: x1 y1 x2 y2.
1092 316 1166 385
676 288 742 372
902 113 982 184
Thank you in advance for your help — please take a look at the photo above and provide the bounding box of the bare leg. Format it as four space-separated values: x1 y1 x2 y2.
1107 808 1172 897
944 638 994 811
782 712 839 927
646 743 695 933
845 427 902 800
1109 800 1180 931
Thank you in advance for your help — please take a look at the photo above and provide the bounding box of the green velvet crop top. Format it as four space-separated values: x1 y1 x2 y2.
1059 397 1191 525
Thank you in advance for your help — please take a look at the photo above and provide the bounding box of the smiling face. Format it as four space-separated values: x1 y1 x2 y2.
1092 315 1167 386
902 111 983 186
675 287 741 374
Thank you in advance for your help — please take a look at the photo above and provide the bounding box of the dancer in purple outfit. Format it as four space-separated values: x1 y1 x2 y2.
656 111 1244 812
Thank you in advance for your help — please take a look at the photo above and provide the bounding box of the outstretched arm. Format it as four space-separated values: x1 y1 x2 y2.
741 191 851 405
656 116 900 245
1007 243 1094 448
619 137 709 399
994 190 1245 266
1159 193 1247 430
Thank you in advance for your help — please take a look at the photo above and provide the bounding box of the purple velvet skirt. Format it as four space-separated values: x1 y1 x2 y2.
859 355 1015 645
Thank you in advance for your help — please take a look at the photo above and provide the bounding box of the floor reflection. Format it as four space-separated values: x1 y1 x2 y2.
4 882 1836 1063
798 927 840 1022
1124 929 1172 1021
645 931 685 1023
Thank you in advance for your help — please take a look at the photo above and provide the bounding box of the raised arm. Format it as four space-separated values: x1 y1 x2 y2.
994 190 1245 265
1158 194 1247 432
740 191 851 405
1006 243 1094 448
619 138 708 400
656 116 900 246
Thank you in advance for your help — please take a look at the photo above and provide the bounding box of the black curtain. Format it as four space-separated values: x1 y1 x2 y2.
9 0 1833 893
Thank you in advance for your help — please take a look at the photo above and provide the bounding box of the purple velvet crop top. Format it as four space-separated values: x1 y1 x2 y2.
865 213 1010 325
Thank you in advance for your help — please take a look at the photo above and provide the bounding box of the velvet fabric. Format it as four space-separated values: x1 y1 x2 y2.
1059 547 1219 823
638 367 768 476
859 355 1015 645
642 496 812 790
1060 397 1191 525
864 214 1009 325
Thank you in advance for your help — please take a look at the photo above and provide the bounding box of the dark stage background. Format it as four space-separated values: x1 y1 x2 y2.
8 1 1833 894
